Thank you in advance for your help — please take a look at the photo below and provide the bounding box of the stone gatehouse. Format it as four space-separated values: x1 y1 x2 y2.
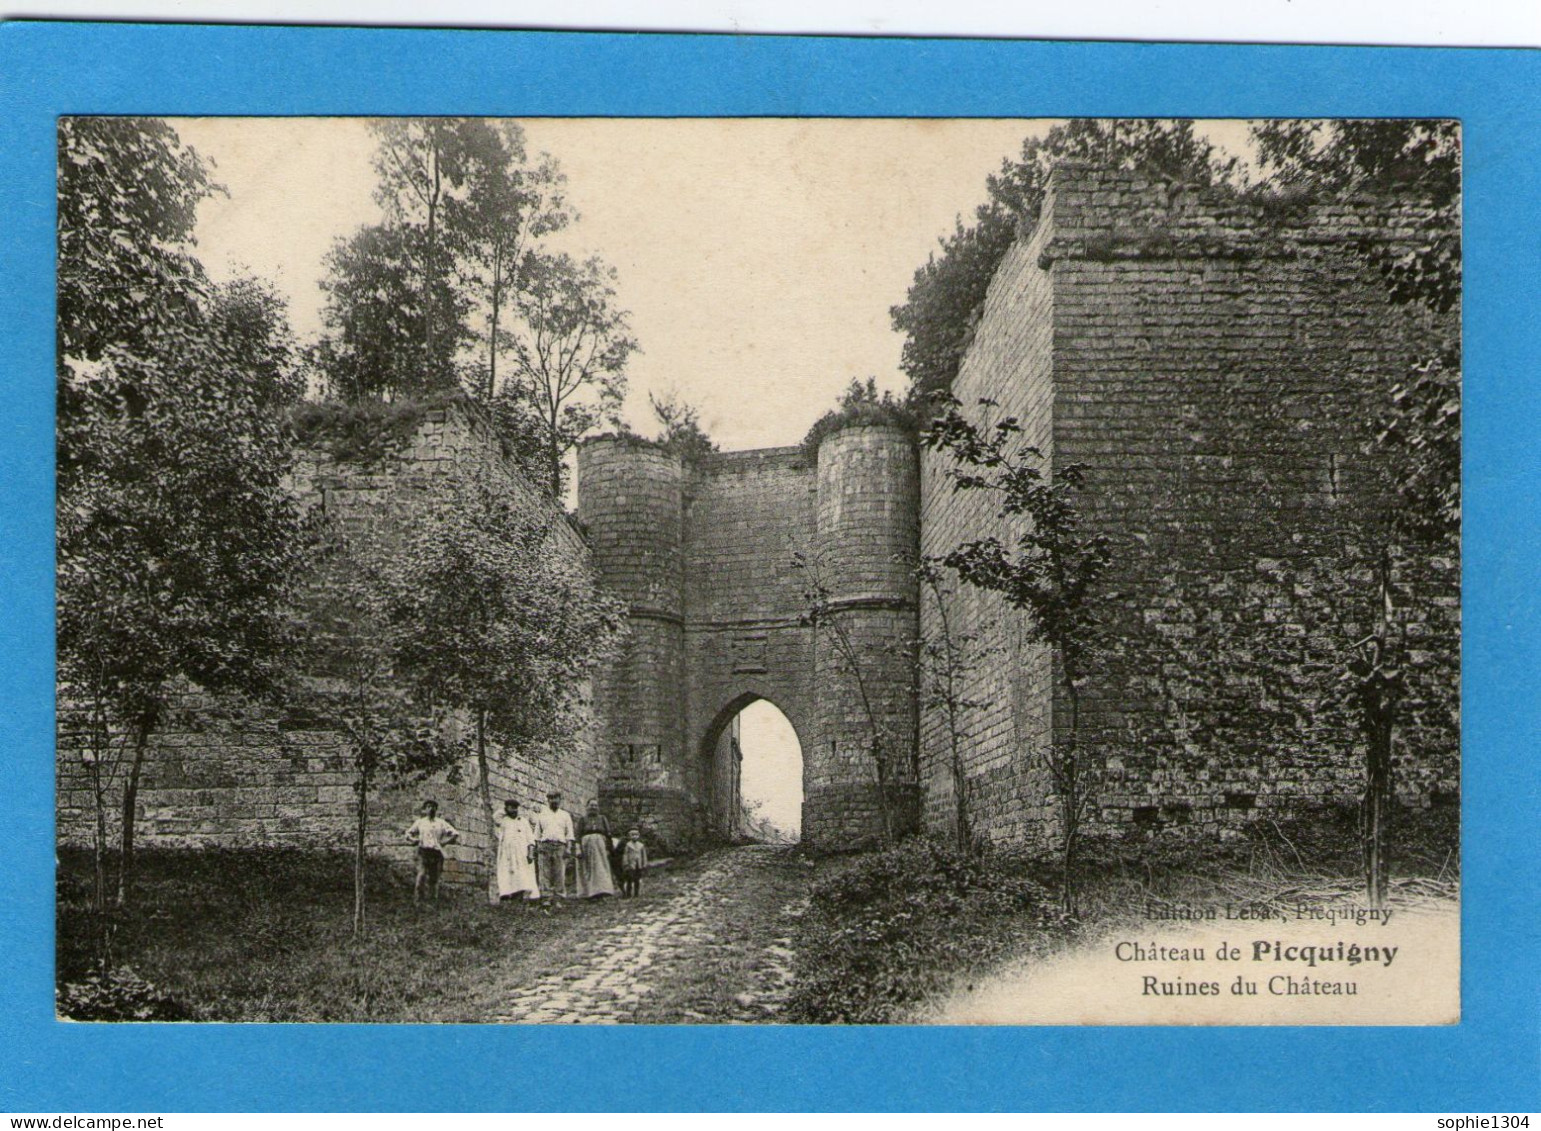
579 426 922 852
581 161 1460 854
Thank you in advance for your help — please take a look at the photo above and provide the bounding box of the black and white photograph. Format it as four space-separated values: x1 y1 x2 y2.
54 115 1460 1025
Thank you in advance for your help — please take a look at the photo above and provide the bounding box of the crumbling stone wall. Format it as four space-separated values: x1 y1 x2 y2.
919 163 1460 850
80 165 1461 872
918 218 1059 850
56 403 602 889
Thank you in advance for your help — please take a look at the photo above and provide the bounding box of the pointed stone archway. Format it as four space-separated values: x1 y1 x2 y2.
701 691 806 842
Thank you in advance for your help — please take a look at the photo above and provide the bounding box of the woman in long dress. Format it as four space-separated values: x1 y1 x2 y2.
576 800 617 898
495 799 539 901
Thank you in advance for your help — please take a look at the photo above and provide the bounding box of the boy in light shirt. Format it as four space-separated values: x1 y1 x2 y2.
405 799 460 904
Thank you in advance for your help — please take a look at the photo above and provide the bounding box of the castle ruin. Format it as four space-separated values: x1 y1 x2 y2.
57 162 1460 873
582 163 1460 853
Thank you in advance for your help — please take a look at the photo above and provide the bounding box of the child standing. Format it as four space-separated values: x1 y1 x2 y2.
620 827 648 898
405 799 460 904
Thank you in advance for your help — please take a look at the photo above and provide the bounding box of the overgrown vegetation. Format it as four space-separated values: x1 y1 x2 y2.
1065 800 1460 897
57 118 308 932
58 963 193 1023
922 396 1113 912
648 390 719 462
296 444 625 933
310 118 637 499
596 389 721 464
290 396 450 464
891 120 1239 403
786 803 1460 1025
900 119 1460 912
54 847 634 1022
1251 120 1461 909
799 377 919 460
784 838 1072 1023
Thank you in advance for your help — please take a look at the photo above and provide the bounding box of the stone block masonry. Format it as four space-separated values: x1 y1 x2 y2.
580 428 921 850
919 162 1460 851
919 214 1059 851
56 401 603 890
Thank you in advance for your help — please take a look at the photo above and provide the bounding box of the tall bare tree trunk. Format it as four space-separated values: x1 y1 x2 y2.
547 418 562 501
487 250 502 401
115 716 154 907
1363 549 1397 910
950 726 971 855
1364 716 1393 910
475 710 499 903
1059 673 1083 917
353 760 371 937
86 755 111 965
929 577 973 854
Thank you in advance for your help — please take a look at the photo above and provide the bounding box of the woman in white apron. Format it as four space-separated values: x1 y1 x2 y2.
495 799 540 901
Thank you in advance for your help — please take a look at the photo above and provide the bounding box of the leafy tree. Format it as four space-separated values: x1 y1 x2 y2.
299 517 452 936
892 120 1239 403
485 379 559 488
368 118 485 373
56 118 306 916
312 222 470 402
921 396 1113 912
1252 118 1461 544
453 121 574 401
649 390 718 462
505 251 638 498
314 118 629 501
889 213 1016 407
315 118 544 403
382 449 627 898
211 276 307 405
1248 119 1461 907
56 117 214 370
1252 119 1459 316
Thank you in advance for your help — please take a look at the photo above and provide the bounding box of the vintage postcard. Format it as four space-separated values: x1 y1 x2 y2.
53 113 1460 1027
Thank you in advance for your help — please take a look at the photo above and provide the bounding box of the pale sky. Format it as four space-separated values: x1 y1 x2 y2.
173 117 1253 450
738 699 803 835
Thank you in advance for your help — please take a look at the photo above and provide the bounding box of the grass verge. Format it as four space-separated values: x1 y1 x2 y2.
57 846 699 1022
783 838 1073 1024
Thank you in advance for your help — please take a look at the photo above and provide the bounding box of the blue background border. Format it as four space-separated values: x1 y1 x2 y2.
1 22 1537 1113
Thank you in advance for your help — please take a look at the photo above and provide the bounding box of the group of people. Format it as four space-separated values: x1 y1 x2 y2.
404 791 648 905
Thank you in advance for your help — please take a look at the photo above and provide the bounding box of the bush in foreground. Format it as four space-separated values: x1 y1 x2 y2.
785 837 1072 1024
58 965 192 1022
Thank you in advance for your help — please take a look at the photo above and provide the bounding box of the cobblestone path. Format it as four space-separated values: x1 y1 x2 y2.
495 845 808 1024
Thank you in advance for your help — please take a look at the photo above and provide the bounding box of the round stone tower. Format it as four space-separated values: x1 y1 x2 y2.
576 438 694 847
806 422 922 849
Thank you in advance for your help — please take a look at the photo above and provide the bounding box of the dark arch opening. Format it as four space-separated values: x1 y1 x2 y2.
702 693 804 844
